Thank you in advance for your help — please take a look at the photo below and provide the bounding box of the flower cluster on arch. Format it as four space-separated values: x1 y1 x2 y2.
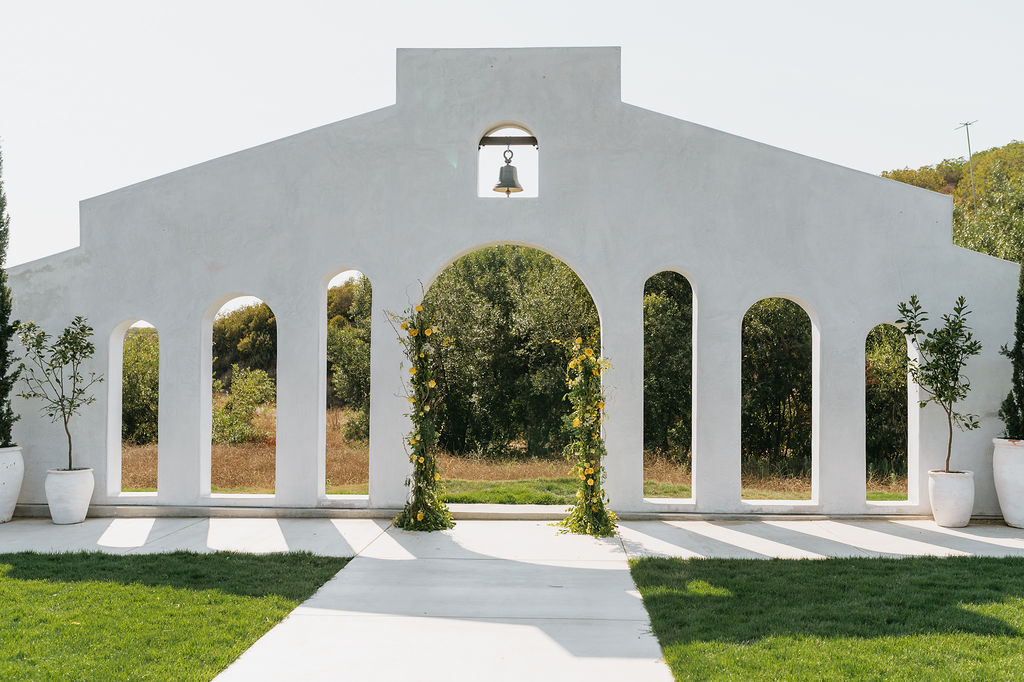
557 332 616 537
391 304 453 531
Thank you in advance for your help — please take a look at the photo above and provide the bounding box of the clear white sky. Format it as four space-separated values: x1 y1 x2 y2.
1 0 1022 267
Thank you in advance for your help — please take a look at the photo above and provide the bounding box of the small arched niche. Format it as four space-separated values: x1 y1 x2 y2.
642 271 695 500
865 323 909 501
477 124 539 198
324 269 372 496
208 295 278 495
113 320 160 494
741 297 814 501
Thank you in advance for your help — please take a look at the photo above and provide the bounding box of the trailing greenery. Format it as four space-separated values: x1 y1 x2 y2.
121 327 159 445
897 295 982 472
16 317 102 470
212 364 276 444
557 333 616 537
0 551 348 681
0 150 19 448
1000 264 1024 439
632 555 1024 681
391 304 453 531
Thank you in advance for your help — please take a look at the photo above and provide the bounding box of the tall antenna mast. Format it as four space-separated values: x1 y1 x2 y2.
954 120 978 214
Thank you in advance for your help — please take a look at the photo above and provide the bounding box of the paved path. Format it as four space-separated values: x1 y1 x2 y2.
4 517 1024 681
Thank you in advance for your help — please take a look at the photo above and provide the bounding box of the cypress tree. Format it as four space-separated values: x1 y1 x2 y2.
999 264 1024 439
0 148 21 446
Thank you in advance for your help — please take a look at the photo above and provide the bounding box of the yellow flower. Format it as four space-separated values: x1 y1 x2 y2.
419 352 424 358
576 491 582 498
408 396 415 403
416 511 424 521
434 473 440 481
409 439 416 446
598 401 604 409
424 405 431 412
400 321 409 330
585 467 594 474
409 367 417 375
428 380 436 388
418 456 425 463
572 417 581 427
409 328 418 336
424 328 432 336
575 337 582 345
585 348 593 356
416 305 423 312
587 478 594 486
593 369 600 376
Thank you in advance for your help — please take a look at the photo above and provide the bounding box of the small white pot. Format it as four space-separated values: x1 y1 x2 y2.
0 446 24 523
928 470 974 527
44 468 94 525
993 438 1024 528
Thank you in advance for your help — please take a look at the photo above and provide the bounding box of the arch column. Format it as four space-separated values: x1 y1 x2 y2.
367 280 413 508
273 288 322 507
157 310 206 505
816 325 866 512
598 286 644 511
691 291 742 512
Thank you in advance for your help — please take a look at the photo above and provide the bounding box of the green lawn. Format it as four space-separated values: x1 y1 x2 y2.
0 551 348 681
631 556 1024 681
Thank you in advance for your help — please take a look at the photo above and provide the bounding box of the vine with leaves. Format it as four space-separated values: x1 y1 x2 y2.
390 303 453 531
556 333 616 537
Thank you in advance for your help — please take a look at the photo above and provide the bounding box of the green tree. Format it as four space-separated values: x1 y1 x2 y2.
122 327 159 445
865 324 907 477
643 272 692 461
953 166 1024 264
741 298 813 476
212 302 276 385
0 148 20 447
327 275 372 437
423 246 598 457
212 364 276 444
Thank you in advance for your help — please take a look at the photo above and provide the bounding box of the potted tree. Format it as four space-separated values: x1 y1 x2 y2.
994 265 1024 527
897 295 982 527
17 316 103 524
0 148 22 523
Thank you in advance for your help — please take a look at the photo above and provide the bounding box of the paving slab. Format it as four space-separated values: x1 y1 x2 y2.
216 521 671 682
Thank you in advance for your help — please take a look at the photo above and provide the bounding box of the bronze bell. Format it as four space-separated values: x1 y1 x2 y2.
493 148 523 196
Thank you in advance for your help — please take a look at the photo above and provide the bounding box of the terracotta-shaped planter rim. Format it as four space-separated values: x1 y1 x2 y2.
928 469 974 476
993 438 1024 446
46 467 94 474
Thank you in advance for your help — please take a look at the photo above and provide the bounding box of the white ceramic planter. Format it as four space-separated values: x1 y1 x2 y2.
44 468 94 525
928 470 974 527
0 446 24 523
993 438 1024 528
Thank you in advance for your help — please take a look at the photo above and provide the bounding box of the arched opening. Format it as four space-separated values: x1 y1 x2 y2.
865 323 909 501
421 244 598 503
642 271 694 499
209 296 277 495
741 297 814 500
477 124 539 198
115 321 159 494
324 270 371 496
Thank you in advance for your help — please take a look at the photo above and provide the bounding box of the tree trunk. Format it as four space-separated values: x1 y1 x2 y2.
63 416 73 470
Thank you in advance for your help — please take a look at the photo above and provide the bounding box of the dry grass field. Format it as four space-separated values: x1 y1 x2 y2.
121 407 906 500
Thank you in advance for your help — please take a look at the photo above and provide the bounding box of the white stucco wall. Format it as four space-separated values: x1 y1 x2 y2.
9 47 1019 514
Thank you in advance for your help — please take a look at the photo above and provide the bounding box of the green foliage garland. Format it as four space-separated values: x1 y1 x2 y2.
391 304 453 531
557 333 616 537
999 265 1024 439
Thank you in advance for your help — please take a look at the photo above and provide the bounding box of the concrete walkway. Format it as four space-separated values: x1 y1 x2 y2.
4 517 1024 681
